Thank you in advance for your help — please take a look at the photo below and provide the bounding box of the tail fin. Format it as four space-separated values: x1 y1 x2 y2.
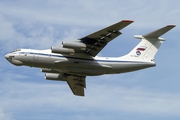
125 25 175 60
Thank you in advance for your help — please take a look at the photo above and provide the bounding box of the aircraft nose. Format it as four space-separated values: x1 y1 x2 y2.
5 54 9 59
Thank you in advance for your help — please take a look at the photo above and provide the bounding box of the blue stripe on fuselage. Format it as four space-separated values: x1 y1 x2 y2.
18 52 149 64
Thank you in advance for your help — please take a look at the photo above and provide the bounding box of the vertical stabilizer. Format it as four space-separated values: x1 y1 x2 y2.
125 25 175 60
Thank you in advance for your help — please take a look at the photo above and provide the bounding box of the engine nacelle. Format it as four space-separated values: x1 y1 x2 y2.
51 47 75 55
41 68 59 73
62 41 86 50
45 73 67 81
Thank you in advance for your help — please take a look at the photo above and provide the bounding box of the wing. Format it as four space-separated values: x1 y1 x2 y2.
42 68 86 96
51 20 134 57
79 20 134 56
66 76 86 96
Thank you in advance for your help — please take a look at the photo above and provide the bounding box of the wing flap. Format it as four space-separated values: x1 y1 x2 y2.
66 76 86 96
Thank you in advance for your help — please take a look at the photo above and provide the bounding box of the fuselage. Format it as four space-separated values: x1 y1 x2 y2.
5 49 156 76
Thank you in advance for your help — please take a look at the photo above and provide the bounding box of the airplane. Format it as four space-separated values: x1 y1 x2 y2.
5 20 175 96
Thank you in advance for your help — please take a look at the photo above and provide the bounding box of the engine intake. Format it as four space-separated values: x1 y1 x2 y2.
45 73 67 81
51 47 75 55
62 41 86 50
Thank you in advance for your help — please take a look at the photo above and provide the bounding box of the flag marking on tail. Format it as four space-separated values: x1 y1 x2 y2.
136 46 147 56
136 47 147 51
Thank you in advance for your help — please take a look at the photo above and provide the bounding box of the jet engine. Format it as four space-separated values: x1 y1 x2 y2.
51 47 75 55
62 41 86 50
45 73 67 81
41 68 59 73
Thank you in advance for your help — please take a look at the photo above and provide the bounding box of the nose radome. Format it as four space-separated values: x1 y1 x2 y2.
5 54 9 59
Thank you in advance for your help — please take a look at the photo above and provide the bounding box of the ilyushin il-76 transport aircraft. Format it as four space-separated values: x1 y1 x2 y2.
5 20 175 96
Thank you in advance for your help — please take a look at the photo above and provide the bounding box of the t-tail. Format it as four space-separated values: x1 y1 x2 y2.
124 25 176 60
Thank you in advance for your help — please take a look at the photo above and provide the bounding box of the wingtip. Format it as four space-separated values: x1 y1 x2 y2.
167 25 176 27
122 20 134 22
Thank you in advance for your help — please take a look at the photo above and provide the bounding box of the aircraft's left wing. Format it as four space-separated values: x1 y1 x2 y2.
51 20 133 57
66 76 86 96
79 20 134 56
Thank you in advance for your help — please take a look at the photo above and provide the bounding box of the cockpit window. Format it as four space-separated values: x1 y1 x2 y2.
13 49 21 52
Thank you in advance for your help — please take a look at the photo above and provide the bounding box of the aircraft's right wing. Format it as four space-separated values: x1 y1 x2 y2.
42 68 86 96
66 76 86 96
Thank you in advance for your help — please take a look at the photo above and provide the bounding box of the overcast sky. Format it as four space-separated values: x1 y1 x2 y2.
0 0 180 120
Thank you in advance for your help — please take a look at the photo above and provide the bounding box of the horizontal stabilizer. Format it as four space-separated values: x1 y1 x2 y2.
143 25 176 38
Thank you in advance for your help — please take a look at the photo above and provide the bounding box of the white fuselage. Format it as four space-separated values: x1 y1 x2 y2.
5 49 156 76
